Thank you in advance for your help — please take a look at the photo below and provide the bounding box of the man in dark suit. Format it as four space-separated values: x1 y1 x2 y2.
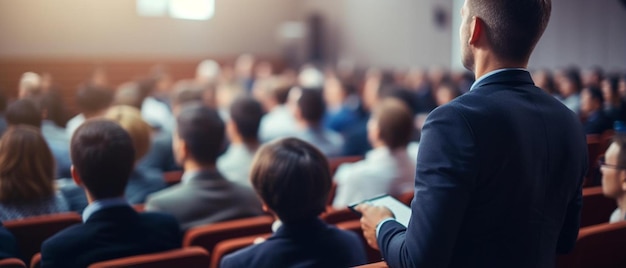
0 222 17 260
41 120 181 268
145 103 263 230
581 86 613 134
356 0 587 267
221 138 366 268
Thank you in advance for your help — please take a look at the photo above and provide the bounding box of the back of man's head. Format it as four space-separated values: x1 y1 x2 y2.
251 138 331 223
71 120 135 200
230 97 264 143
75 84 113 114
372 98 414 150
176 103 224 165
468 0 551 62
295 87 325 125
6 99 42 128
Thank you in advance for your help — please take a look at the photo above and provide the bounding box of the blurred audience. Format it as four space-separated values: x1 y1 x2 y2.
218 97 264 187
333 99 416 208
256 79 297 142
145 103 263 230
0 126 69 221
580 86 612 134
290 87 343 157
556 68 583 114
66 84 113 138
221 138 367 268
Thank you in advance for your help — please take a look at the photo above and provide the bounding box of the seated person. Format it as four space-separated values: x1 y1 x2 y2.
289 87 344 157
58 106 168 210
0 126 69 221
146 103 263 230
104 106 167 204
32 94 72 178
601 129 626 223
323 75 364 133
218 97 264 187
221 138 367 268
581 86 613 134
332 99 416 208
0 222 18 260
6 98 71 178
66 84 113 138
256 79 297 142
41 120 181 268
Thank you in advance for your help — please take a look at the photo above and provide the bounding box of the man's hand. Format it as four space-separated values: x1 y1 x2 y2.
354 203 394 250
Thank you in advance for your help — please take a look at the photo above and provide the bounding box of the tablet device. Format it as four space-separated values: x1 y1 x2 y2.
348 194 412 227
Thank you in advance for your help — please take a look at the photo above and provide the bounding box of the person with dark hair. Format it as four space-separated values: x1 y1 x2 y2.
256 79 297 142
557 68 583 113
41 120 181 268
145 103 263 230
333 99 416 208
532 69 558 96
66 84 113 138
217 97 264 187
602 74 626 122
0 126 69 221
583 66 604 88
581 86 613 134
6 99 41 128
7 98 72 178
221 138 367 268
0 222 17 260
357 0 587 267
138 76 175 134
601 130 626 223
434 81 461 107
289 87 343 157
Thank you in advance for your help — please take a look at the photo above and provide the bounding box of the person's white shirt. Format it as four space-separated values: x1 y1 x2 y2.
142 97 175 133
610 208 624 223
217 143 256 187
66 114 85 138
332 146 417 208
259 105 297 143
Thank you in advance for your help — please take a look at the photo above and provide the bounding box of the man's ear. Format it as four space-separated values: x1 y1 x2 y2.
469 16 483 45
71 165 83 187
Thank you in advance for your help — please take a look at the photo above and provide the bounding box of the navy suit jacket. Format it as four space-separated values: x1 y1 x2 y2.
221 218 367 268
584 110 613 134
0 222 17 260
41 206 181 268
378 70 587 268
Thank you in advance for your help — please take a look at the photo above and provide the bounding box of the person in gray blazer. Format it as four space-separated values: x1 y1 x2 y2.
145 103 264 230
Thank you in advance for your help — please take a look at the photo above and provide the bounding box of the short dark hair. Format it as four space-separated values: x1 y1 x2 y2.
6 99 42 128
32 92 65 126
373 98 414 150
71 119 135 200
584 86 604 104
251 138 331 223
468 0 551 62
230 97 264 143
613 133 626 169
176 103 224 165
297 88 325 124
75 84 113 113
564 68 583 93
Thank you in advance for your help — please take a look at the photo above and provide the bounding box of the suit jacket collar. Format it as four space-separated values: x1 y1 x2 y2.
85 205 139 224
273 217 328 238
472 69 534 91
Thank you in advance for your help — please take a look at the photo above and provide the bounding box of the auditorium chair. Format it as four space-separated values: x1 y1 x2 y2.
4 213 81 264
336 220 382 264
585 135 603 187
183 215 274 254
321 207 360 225
557 221 626 268
354 261 388 268
580 186 617 228
210 233 271 268
0 258 26 268
163 170 184 186
87 247 210 268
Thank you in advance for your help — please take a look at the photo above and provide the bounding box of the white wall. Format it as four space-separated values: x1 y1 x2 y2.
0 0 299 59
530 0 626 70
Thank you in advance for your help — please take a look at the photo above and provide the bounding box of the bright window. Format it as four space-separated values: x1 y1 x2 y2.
137 0 215 21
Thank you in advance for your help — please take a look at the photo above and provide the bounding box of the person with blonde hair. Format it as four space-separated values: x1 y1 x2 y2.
103 106 167 204
0 126 69 221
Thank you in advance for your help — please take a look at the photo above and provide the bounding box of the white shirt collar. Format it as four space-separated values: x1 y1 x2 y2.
82 197 129 223
470 68 527 91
